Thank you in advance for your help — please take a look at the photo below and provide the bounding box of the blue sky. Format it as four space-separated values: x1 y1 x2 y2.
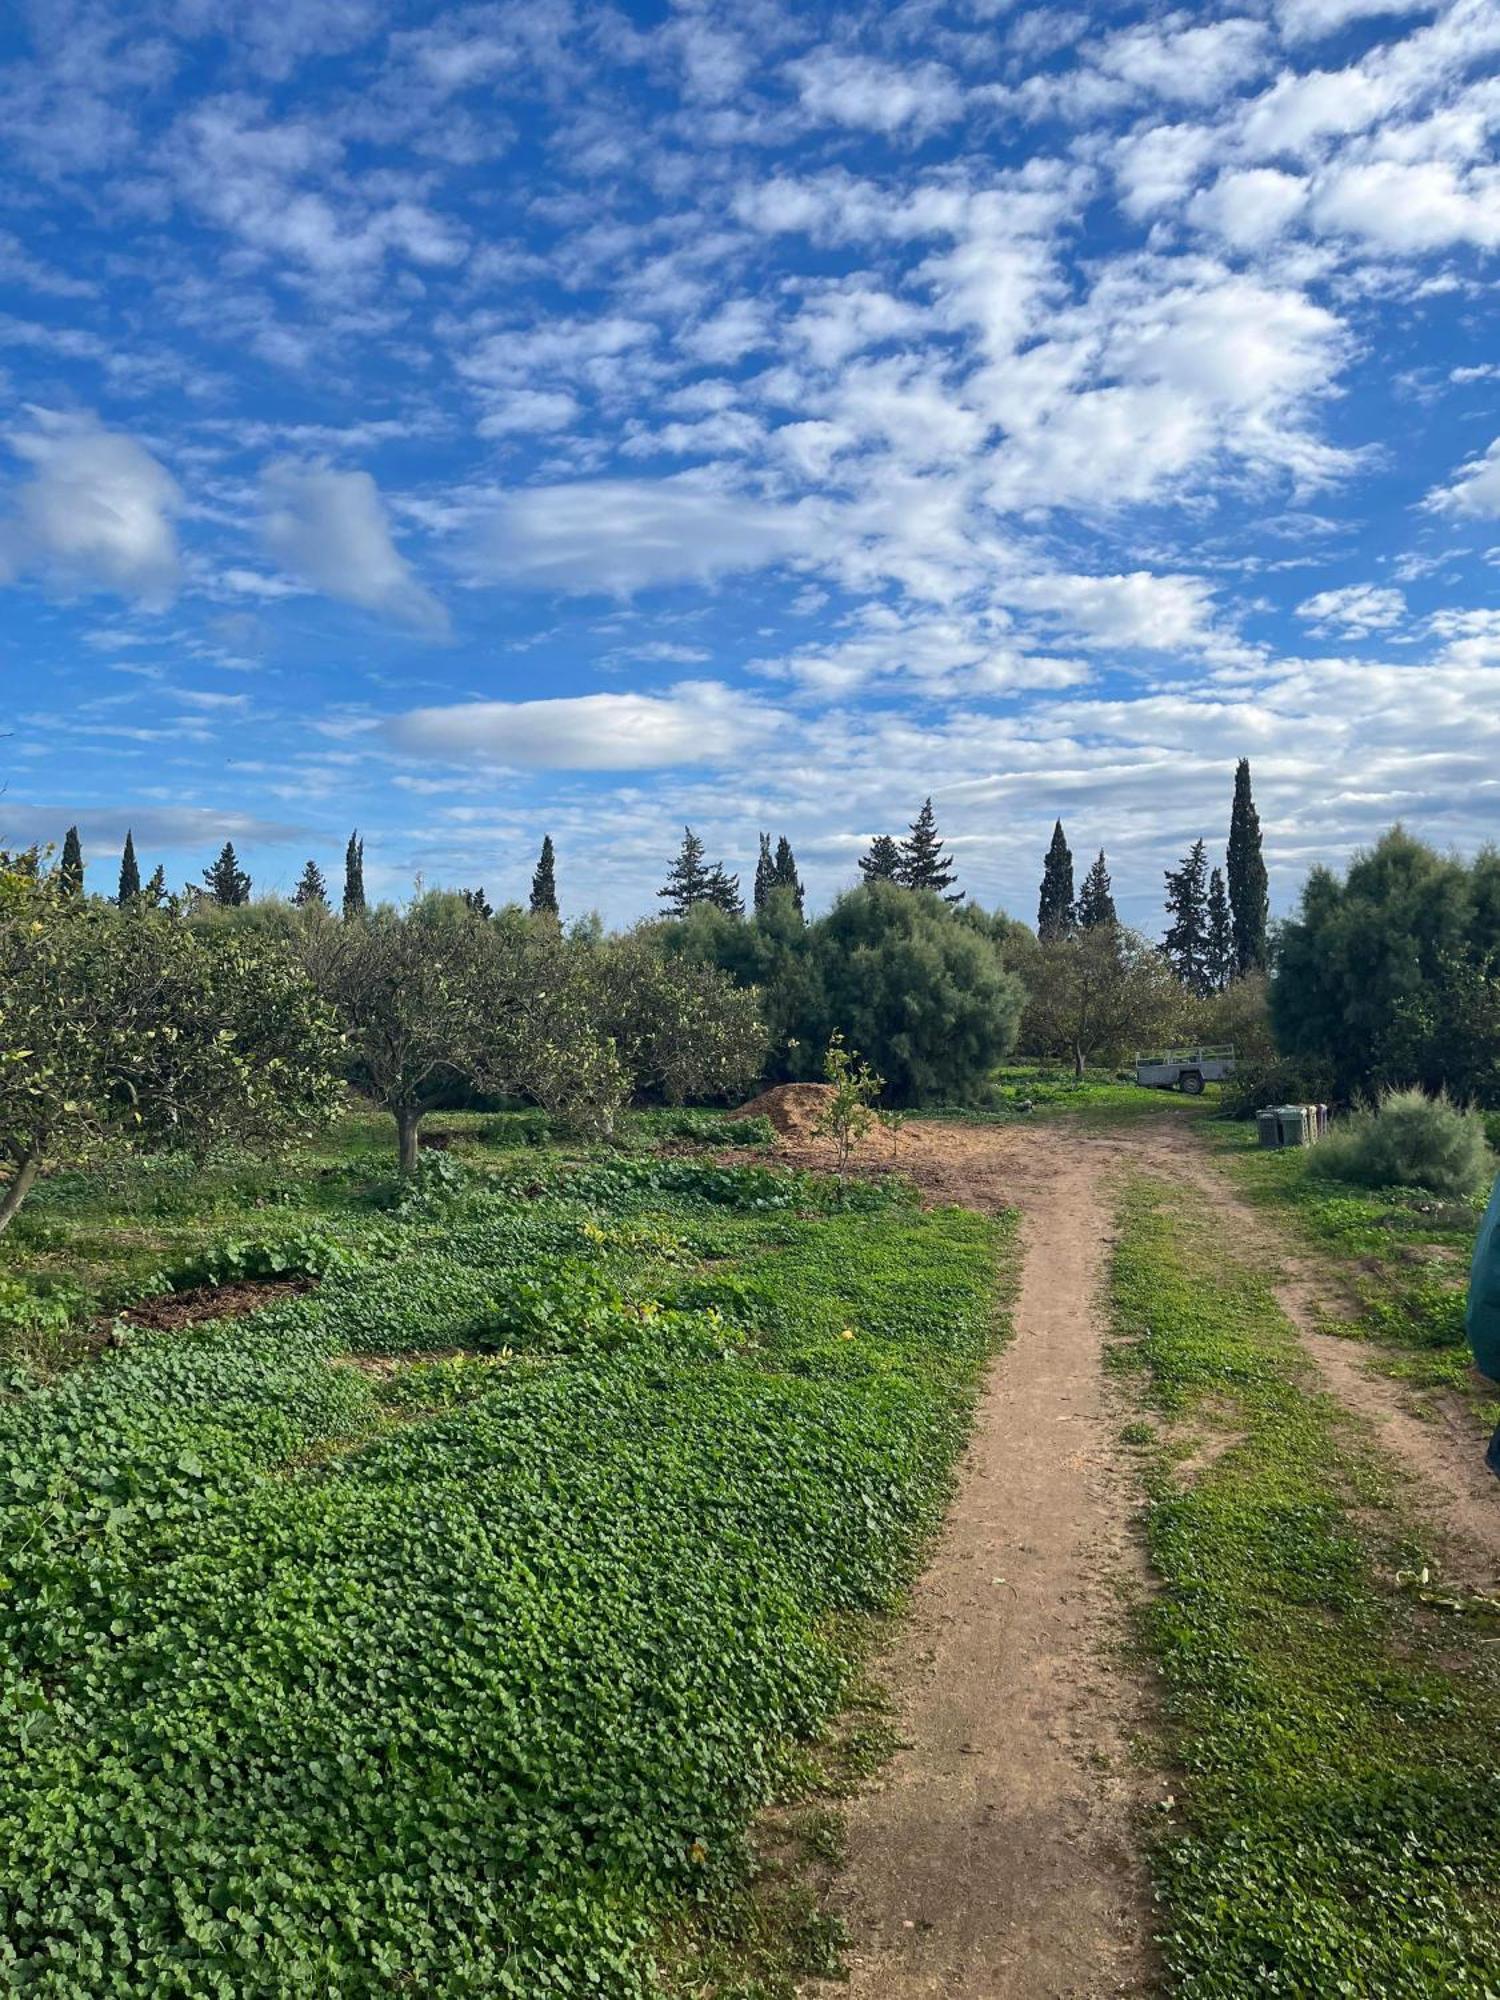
2 0 1499 930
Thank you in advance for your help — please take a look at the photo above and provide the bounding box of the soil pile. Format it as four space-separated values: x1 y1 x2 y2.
737 1082 837 1136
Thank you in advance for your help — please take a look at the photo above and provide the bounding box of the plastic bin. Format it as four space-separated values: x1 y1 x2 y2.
1256 1108 1280 1148
1273 1104 1310 1147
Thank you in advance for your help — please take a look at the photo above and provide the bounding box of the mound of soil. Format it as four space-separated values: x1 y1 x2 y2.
737 1082 837 1137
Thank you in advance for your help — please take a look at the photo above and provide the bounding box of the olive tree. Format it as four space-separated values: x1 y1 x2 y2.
0 871 344 1233
1020 924 1180 1078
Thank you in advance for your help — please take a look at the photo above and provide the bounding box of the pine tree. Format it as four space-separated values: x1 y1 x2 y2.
858 833 902 883
59 826 84 899
753 833 775 913
659 826 713 917
529 834 558 918
1226 758 1269 976
143 864 167 908
1037 820 1075 939
343 832 366 919
704 863 745 919
1163 839 1211 995
116 829 141 906
1076 849 1116 929
203 841 251 907
293 859 328 908
1206 865 1232 991
460 887 492 919
898 798 960 899
772 836 804 915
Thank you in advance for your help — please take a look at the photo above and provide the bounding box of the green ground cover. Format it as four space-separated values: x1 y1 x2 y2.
1112 1180 1500 1997
0 1133 1013 1997
1203 1121 1499 1428
938 1064 1218 1127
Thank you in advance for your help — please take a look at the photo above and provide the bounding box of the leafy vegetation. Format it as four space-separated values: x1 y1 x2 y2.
1112 1180 1500 1996
0 1135 1014 1996
1309 1086 1496 1197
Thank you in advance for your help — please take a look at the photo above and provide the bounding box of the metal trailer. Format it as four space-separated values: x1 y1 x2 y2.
1133 1045 1237 1096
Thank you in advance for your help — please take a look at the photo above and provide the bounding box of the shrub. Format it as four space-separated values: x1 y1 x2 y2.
1309 1087 1496 1196
1219 1055 1336 1121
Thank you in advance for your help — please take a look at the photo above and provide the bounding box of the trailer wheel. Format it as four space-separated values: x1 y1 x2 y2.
1178 1070 1204 1095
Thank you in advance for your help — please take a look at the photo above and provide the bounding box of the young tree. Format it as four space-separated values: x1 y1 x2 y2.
529 834 559 918
293 859 329 908
1163 839 1211 995
1227 758 1269 976
1076 849 1116 929
772 835 804 915
203 841 251 907
898 797 960 899
658 826 713 917
1022 925 1181 1079
812 1032 883 1177
143 864 167 909
753 833 775 913
1037 820 1075 939
1206 865 1233 991
343 831 366 919
858 833 902 883
116 829 141 906
59 826 84 900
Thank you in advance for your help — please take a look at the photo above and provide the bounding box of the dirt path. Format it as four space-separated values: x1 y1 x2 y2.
797 1121 1160 2000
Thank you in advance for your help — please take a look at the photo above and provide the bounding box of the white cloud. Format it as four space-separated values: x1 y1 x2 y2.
1095 16 1270 105
787 54 963 136
1426 435 1500 518
0 411 181 602
1188 168 1309 247
1296 582 1407 633
476 389 580 438
261 461 448 633
385 681 786 769
1311 157 1500 251
1005 571 1222 651
1277 0 1436 42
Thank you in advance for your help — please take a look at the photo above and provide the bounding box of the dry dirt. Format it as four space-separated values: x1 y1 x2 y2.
103 1274 317 1337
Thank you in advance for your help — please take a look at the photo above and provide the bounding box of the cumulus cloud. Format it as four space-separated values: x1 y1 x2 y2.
1296 582 1407 634
0 411 181 601
1425 436 1500 518
787 54 963 135
385 681 786 769
261 462 448 634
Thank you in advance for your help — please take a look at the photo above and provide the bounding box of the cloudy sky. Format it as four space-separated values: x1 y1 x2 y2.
3 0 1499 927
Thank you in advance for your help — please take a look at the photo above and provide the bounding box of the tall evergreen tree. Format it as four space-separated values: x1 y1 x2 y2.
858 833 902 883
898 797 960 899
1163 839 1211 995
343 832 366 919
1037 820 1076 939
704 863 745 919
658 826 714 917
1206 865 1232 991
771 835 804 915
143 864 167 908
203 841 251 907
1076 848 1116 929
59 825 84 899
1226 757 1269 976
116 828 141 906
529 834 559 917
753 833 775 913
293 859 329 908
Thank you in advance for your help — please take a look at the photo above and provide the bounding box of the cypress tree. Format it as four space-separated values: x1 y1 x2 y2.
143 864 167 908
1037 820 1075 939
1163 839 1211 995
343 832 366 919
529 835 559 917
1076 849 1116 929
459 887 492 919
858 833 902 883
1206 866 1232 991
117 829 141 906
203 841 251 907
898 798 960 899
658 827 713 917
1226 758 1269 976
293 859 329 908
753 833 774 913
772 835 804 915
59 825 84 898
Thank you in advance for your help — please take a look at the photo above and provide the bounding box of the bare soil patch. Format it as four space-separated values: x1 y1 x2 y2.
737 1082 837 1136
107 1275 316 1336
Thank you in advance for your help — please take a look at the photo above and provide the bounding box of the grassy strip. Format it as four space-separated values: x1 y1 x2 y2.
1111 1178 1500 1996
1 1150 1013 1997
1202 1121 1498 1425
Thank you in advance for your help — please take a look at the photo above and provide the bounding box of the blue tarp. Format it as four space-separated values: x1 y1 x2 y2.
1468 1174 1500 1385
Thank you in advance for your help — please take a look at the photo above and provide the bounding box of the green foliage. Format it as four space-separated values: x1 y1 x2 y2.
293 859 328 908
115 829 140 906
150 1229 347 1293
1217 1051 1334 1121
529 833 559 918
0 1145 1012 1995
1163 838 1211 995
342 831 365 919
1075 849 1115 930
896 797 959 899
1036 819 1074 939
58 827 83 900
813 1033 882 1174
1227 757 1269 977
1310 1087 1495 1197
202 839 251 907
857 833 901 883
1113 1181 1500 1996
1020 923 1179 1078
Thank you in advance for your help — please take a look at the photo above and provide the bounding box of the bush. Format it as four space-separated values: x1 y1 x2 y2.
1219 1056 1336 1121
1309 1087 1496 1196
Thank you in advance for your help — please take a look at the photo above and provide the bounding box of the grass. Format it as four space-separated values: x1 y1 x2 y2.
0 1124 1016 1997
1111 1178 1500 1996
1202 1120 1499 1428
931 1063 1220 1129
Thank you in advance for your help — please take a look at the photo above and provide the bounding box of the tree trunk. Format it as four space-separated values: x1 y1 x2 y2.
395 1107 423 1174
0 1151 40 1235
1073 1045 1086 1079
